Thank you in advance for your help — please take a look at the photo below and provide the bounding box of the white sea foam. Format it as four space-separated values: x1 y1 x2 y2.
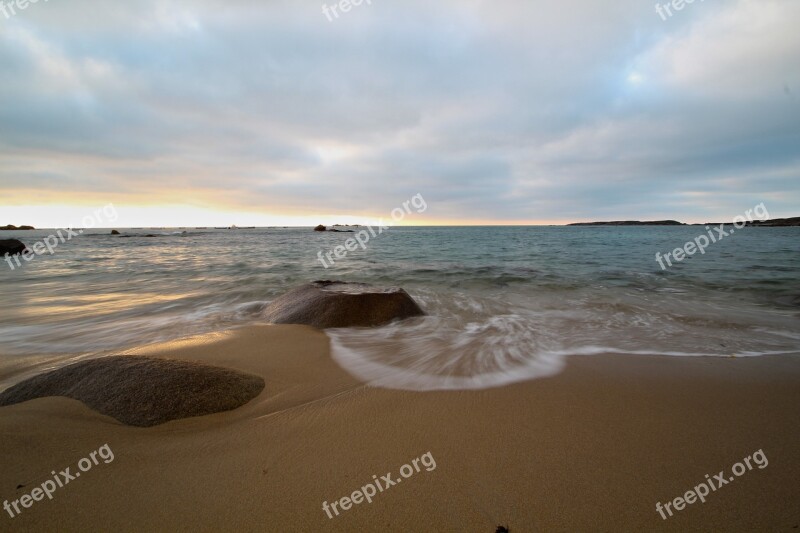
326 290 800 391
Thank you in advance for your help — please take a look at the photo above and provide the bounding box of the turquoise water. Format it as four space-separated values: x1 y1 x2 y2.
1 226 799 389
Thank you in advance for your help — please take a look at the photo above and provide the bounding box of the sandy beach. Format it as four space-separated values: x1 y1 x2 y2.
1 325 798 532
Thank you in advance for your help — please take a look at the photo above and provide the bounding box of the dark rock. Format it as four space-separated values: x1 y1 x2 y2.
110 230 121 235
263 281 425 329
0 356 265 427
314 225 327 232
0 239 28 256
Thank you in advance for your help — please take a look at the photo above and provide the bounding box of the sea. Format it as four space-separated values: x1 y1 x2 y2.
1 226 799 390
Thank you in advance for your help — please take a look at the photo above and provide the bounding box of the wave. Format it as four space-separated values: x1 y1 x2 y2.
326 289 800 391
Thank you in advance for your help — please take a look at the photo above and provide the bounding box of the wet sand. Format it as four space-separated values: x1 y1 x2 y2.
0 325 798 531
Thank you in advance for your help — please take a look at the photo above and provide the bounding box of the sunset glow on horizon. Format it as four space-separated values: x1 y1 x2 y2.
2 203 581 229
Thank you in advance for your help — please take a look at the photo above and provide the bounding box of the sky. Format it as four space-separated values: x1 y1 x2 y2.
0 0 798 227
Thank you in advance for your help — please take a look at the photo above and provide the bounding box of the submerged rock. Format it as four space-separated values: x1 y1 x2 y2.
0 356 265 427
0 239 28 256
314 225 327 232
263 281 425 329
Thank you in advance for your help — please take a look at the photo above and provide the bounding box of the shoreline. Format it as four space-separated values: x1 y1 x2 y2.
0 325 798 531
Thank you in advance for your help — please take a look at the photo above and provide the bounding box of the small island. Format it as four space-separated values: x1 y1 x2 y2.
1 224 35 231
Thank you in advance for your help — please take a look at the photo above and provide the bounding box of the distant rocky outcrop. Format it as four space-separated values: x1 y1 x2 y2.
110 230 121 235
0 239 28 256
0 356 265 427
0 225 35 231
568 220 685 226
314 224 354 233
263 281 425 329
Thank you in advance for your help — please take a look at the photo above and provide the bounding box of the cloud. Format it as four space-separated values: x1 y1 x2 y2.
0 0 797 224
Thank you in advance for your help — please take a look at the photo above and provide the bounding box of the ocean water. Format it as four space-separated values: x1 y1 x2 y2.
1 226 799 390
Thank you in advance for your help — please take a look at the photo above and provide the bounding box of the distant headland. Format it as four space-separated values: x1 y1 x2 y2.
569 217 799 227
568 220 684 226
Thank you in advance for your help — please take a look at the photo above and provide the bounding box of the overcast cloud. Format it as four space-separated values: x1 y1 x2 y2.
1 0 798 224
